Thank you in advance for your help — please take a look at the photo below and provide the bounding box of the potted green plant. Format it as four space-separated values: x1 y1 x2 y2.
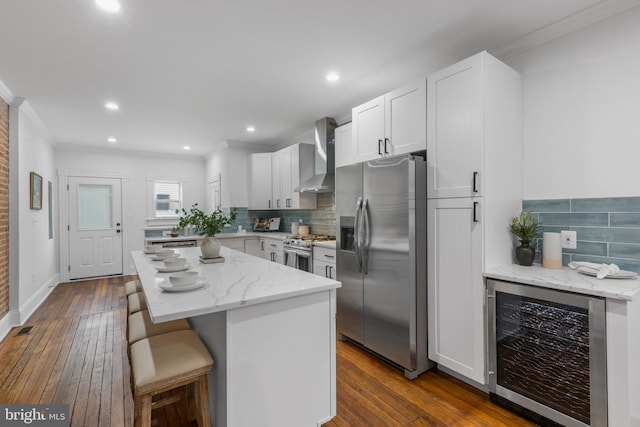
176 204 238 259
508 211 541 266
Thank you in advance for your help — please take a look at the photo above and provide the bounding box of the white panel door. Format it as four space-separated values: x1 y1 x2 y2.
427 197 485 384
353 95 385 162
385 79 426 156
68 177 123 279
427 53 483 199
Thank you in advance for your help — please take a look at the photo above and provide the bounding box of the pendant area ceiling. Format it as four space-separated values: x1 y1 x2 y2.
0 0 627 156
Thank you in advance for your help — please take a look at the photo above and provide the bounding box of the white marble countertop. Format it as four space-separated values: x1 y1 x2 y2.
484 264 640 301
313 241 336 249
132 246 341 323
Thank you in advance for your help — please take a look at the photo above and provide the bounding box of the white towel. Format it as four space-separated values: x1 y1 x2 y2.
568 261 620 279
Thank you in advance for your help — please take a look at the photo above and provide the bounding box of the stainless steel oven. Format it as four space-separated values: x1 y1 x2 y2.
283 246 312 272
487 279 607 427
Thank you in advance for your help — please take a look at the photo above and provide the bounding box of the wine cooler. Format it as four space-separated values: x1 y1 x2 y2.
487 279 607 427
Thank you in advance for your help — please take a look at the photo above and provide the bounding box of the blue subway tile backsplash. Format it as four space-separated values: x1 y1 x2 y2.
524 196 640 273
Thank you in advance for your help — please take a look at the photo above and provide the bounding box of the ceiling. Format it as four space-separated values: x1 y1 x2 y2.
0 0 625 157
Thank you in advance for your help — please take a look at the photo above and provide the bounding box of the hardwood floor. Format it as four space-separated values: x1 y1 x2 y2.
0 276 536 426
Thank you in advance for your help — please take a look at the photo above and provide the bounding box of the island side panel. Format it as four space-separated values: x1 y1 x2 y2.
188 310 228 426
227 290 335 427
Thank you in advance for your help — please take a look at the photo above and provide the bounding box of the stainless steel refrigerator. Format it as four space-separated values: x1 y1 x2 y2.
336 154 432 379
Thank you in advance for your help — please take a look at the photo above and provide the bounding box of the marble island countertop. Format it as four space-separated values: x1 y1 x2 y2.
484 264 640 301
132 246 341 323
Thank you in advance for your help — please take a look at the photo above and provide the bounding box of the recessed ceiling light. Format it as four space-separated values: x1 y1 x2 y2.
183 146 191 150
246 126 256 133
105 102 119 111
107 137 117 143
96 0 121 13
326 72 340 82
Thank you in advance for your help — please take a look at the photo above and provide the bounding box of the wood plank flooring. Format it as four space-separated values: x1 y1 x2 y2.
0 275 536 426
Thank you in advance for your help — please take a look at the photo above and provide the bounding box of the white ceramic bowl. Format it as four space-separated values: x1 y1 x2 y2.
144 245 157 253
164 257 187 269
169 271 199 287
153 249 175 259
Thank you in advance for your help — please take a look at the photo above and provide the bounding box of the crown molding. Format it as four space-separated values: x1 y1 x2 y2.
20 100 57 145
490 0 640 59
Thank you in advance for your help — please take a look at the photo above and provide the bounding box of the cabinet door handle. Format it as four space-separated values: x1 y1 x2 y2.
268 200 272 209
384 138 389 154
473 171 479 193
261 242 265 250
473 201 479 223
286 198 291 207
378 139 383 155
324 254 335 259
325 265 329 278
277 199 280 208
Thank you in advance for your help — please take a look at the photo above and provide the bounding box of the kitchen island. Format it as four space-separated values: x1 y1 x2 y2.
131 246 341 427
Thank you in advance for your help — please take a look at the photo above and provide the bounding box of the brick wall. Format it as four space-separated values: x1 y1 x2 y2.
0 98 8 318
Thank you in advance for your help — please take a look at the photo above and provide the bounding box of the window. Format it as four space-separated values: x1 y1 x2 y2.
153 181 182 218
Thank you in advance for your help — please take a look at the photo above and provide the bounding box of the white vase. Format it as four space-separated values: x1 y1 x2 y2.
201 236 221 259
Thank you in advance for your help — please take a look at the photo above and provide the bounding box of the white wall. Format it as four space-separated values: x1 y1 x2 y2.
55 146 207 274
15 103 58 321
505 8 640 200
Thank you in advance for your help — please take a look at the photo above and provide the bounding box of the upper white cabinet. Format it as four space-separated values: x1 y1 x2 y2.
334 122 353 168
278 143 316 210
352 79 426 163
248 153 273 210
426 51 522 386
248 144 316 210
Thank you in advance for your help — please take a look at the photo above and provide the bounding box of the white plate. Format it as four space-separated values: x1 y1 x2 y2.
154 264 190 273
158 279 206 292
577 266 638 279
144 249 156 254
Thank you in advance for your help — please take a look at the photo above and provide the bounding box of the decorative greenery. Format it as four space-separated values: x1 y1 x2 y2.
175 204 237 237
508 211 541 242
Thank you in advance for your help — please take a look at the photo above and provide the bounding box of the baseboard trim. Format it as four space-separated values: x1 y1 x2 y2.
19 274 59 324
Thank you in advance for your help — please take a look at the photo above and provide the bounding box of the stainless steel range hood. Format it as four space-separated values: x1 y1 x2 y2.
296 117 337 193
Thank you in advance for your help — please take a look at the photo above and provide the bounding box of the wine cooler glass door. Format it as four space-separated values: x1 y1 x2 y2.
487 279 607 427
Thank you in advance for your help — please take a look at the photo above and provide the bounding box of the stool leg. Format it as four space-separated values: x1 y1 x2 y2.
139 394 153 427
196 374 212 427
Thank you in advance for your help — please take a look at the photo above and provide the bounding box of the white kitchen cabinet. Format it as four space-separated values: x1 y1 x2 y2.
248 144 316 210
313 246 336 279
352 79 426 163
271 151 282 208
335 122 353 168
260 236 283 264
248 153 273 209
219 236 260 257
427 197 484 383
426 51 522 386
277 143 316 210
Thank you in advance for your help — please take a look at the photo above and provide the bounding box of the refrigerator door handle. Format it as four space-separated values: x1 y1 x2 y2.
355 197 363 272
362 198 370 275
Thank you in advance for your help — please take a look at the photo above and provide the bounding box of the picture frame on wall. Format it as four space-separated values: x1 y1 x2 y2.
30 172 43 210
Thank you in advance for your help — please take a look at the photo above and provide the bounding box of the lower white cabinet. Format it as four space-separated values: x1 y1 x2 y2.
313 246 336 279
260 237 283 264
427 197 485 384
219 236 260 257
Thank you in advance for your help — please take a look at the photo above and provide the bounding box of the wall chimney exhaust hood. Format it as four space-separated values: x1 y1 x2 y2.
296 117 337 193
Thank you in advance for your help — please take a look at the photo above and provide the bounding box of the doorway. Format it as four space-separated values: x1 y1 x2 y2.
58 172 127 281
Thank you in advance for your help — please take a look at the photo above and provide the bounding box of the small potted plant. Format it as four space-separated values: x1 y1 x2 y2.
508 211 541 266
176 204 238 259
